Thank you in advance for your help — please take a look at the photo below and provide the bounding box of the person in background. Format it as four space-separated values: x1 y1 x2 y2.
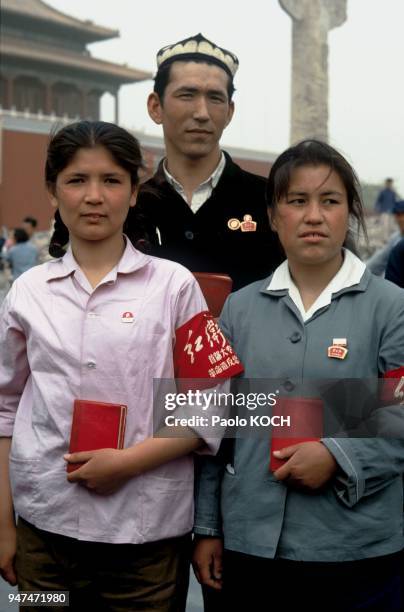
5 228 38 280
193 140 404 612
374 178 397 214
367 200 404 276
133 33 282 291
0 227 6 253
374 178 398 240
385 236 404 289
21 216 38 239
22 216 52 264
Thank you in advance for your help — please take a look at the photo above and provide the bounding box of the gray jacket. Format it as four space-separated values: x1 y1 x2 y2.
194 270 404 561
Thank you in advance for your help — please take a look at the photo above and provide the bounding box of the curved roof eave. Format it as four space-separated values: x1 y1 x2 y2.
2 41 153 85
2 0 119 42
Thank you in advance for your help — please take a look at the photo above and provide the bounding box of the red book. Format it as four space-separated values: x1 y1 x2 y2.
270 397 323 472
67 400 127 473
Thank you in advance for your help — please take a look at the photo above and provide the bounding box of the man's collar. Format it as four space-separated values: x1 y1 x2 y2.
162 152 226 192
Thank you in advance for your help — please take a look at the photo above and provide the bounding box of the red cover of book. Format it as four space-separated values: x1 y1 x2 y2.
270 397 323 472
67 400 127 473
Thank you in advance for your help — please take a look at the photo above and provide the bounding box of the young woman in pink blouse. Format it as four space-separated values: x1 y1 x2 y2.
0 121 241 611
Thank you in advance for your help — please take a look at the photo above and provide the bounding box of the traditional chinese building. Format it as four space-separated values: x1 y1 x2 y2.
0 0 151 122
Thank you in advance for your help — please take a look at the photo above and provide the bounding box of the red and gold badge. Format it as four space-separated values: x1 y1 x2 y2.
327 338 348 360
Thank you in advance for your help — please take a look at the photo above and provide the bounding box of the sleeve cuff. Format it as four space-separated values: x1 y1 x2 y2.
321 438 365 507
193 525 223 537
0 422 15 438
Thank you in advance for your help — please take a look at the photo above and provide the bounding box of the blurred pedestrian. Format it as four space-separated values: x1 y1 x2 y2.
374 178 398 240
5 228 38 280
21 216 38 239
22 216 52 264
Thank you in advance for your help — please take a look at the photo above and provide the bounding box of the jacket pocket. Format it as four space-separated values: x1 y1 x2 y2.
9 456 40 521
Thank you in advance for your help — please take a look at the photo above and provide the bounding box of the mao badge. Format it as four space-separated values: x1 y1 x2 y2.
328 338 348 360
121 311 134 323
227 214 257 231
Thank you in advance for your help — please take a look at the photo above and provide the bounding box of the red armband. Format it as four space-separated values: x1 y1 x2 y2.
380 367 404 405
174 311 243 388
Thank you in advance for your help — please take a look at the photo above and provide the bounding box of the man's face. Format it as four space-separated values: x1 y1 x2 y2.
147 61 234 161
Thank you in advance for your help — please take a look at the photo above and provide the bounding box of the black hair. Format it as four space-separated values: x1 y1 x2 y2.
153 59 235 103
266 139 367 253
23 217 37 228
13 228 30 243
46 121 143 258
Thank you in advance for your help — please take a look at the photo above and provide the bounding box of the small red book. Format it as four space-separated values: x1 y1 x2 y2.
270 397 323 472
67 399 127 473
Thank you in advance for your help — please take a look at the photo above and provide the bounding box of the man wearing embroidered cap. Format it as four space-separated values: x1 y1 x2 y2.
133 34 281 291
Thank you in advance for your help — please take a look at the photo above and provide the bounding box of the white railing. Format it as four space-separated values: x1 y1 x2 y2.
0 106 79 124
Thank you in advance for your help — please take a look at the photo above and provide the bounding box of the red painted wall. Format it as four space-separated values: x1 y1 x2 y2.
0 129 272 232
0 130 52 230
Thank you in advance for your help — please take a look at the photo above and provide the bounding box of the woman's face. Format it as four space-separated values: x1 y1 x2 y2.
270 164 349 269
49 145 137 244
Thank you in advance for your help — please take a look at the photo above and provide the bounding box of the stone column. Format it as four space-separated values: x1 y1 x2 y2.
114 90 119 125
279 0 347 143
81 88 87 119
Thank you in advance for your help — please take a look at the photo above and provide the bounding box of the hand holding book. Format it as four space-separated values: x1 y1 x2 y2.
65 399 130 494
272 441 338 490
65 400 203 494
65 448 132 495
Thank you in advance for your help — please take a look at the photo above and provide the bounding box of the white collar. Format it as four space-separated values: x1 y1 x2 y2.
46 236 150 282
163 152 226 192
267 249 366 321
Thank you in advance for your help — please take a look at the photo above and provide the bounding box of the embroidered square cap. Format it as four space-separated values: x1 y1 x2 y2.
156 33 239 79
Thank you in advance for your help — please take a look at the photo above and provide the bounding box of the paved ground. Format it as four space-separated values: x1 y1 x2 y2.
0 573 203 611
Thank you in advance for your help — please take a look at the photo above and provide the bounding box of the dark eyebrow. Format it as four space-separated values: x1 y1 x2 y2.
174 86 226 97
286 190 344 197
64 172 125 178
320 190 344 196
174 86 198 94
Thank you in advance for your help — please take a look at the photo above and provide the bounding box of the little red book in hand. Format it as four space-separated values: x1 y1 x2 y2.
67 400 127 473
270 397 323 472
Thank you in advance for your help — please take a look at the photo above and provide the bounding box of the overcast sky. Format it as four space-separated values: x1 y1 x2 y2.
47 0 404 196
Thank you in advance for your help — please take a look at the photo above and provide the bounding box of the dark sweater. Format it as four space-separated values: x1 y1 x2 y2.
385 237 404 288
132 152 282 290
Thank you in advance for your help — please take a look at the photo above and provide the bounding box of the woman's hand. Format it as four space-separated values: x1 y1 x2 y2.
273 441 337 489
0 524 17 586
65 448 131 495
192 537 223 590
65 433 203 495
